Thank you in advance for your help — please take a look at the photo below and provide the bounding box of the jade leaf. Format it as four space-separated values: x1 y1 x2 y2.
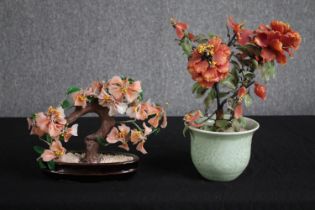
204 88 216 110
37 159 46 169
152 127 160 135
192 83 208 98
33 145 45 154
232 119 241 132
179 37 192 56
192 82 200 94
47 161 55 171
194 34 209 43
66 86 81 95
238 117 247 128
138 91 144 101
243 71 255 81
61 99 72 109
237 44 260 57
45 134 52 143
208 33 216 39
183 125 189 137
260 61 276 81
244 94 252 107
221 73 236 89
215 119 229 129
96 136 108 147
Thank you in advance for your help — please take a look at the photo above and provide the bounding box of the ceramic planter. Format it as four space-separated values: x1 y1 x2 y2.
189 117 259 181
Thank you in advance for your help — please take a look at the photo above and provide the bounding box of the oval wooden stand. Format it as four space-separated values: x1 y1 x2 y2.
42 152 139 181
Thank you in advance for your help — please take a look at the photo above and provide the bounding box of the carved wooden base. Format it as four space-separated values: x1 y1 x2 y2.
42 151 139 181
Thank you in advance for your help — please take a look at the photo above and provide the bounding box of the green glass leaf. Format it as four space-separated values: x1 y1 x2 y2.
138 91 144 101
96 136 108 147
237 44 260 57
215 119 229 129
66 86 81 95
183 43 192 56
31 113 36 120
59 135 65 142
231 66 239 84
208 33 216 39
180 38 192 56
221 74 236 89
87 96 97 103
152 127 160 135
45 134 52 143
260 61 276 81
238 117 247 128
183 125 189 137
195 116 208 124
33 145 45 154
231 60 241 70
61 99 72 109
192 82 200 94
128 78 135 84
221 65 240 89
204 88 216 110
47 161 55 171
252 59 259 69
194 84 208 98
244 94 252 107
218 92 229 98
194 34 209 43
243 71 255 81
221 80 236 89
37 159 46 169
232 119 241 132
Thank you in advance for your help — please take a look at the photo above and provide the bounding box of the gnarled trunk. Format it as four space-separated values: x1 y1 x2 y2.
66 103 115 163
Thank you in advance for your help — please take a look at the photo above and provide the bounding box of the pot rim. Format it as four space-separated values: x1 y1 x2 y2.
188 116 260 136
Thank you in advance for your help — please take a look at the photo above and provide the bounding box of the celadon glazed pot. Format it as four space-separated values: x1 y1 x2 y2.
189 117 259 181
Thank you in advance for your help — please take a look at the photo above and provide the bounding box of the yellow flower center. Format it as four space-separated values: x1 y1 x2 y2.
121 87 128 94
133 106 140 113
103 94 111 102
117 131 128 139
48 106 60 118
54 150 64 157
133 131 143 139
77 94 86 102
197 43 214 56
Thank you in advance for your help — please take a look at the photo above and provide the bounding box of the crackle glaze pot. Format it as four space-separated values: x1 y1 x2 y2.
189 117 259 182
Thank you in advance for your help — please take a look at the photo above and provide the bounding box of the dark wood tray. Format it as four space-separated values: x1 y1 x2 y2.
42 152 139 181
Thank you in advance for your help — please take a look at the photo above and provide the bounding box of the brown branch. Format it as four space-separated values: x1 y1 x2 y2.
214 83 224 120
66 103 115 163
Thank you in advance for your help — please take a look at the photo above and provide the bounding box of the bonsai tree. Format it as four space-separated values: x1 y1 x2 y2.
27 76 167 169
171 17 301 132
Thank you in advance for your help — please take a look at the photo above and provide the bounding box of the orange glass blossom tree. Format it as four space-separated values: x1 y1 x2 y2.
28 76 167 169
171 17 301 131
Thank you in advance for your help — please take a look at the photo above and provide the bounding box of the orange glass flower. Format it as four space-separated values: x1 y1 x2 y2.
254 83 267 100
254 20 301 64
171 18 188 40
187 37 231 88
227 16 253 46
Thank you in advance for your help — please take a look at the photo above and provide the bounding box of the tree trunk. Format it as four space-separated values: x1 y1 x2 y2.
66 103 115 163
216 108 224 120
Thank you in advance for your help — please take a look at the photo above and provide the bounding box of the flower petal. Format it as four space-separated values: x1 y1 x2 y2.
41 150 56 162
136 141 147 154
106 127 119 143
